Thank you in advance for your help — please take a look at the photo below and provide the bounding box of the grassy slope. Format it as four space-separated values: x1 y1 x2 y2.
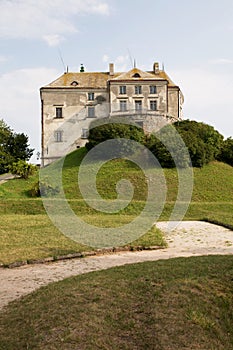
0 148 232 264
0 255 232 350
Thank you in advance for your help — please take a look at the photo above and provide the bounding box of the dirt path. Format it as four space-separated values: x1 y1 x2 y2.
0 221 232 311
0 174 17 185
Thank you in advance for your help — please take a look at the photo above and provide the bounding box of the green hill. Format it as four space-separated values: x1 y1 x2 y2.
1 147 233 203
0 148 232 264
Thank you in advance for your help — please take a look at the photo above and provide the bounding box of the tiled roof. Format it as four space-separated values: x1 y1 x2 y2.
148 71 177 87
43 69 178 89
44 72 117 88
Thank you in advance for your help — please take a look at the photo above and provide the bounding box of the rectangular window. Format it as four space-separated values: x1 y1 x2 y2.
135 86 142 94
81 128 89 139
150 100 157 111
150 85 157 94
120 100 127 112
88 92 95 101
54 130 63 142
119 85 126 94
135 100 142 111
55 107 63 119
88 106 95 118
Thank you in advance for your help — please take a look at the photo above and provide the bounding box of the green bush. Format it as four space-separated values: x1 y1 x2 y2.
147 125 191 168
147 120 224 168
9 160 36 179
85 118 226 168
175 120 224 166
86 121 145 158
29 180 60 197
218 137 233 166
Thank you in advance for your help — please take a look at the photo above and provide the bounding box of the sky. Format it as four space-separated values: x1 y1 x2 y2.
0 0 233 163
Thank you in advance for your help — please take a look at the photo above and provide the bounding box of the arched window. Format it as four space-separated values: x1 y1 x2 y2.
133 73 141 78
71 81 78 86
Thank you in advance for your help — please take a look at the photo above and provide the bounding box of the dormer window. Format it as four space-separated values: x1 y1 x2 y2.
71 81 78 86
133 73 141 78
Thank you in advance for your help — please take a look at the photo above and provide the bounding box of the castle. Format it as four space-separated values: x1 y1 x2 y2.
40 62 183 166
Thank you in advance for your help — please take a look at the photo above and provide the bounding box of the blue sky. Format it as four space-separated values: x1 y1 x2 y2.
0 0 233 162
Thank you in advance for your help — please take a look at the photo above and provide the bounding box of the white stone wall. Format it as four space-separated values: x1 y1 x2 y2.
167 88 179 119
41 88 109 166
109 82 167 116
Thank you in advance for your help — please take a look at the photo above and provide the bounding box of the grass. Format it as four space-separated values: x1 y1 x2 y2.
0 255 232 349
0 148 232 264
0 214 164 265
0 214 90 265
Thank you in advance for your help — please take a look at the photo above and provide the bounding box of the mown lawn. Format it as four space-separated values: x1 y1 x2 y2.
0 148 232 264
0 255 232 349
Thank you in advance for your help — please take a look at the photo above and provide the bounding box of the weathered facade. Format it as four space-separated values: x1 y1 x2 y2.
40 62 183 166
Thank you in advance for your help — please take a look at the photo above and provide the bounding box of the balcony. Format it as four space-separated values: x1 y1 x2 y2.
110 108 161 120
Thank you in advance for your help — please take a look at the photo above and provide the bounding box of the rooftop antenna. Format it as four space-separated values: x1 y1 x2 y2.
162 62 165 71
58 48 66 73
134 59 136 68
127 48 134 69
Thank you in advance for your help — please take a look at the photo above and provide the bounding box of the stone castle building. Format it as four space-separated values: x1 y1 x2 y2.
40 62 183 166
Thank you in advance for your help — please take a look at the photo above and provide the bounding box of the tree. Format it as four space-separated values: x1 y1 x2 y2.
148 120 224 168
147 125 191 168
218 137 233 166
86 121 145 158
0 119 34 174
174 120 224 166
85 118 225 168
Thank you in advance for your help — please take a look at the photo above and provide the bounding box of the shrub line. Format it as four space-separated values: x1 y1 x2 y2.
1 245 163 269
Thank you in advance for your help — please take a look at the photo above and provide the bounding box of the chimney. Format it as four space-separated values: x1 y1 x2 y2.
109 63 114 76
153 62 159 74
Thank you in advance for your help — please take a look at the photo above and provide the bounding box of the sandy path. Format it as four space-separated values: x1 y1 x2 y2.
0 174 17 185
0 221 232 311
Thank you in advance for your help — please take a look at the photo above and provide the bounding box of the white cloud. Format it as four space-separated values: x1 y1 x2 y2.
102 54 109 63
0 55 7 63
114 55 130 71
0 0 110 46
0 67 60 161
209 58 233 65
43 34 65 47
102 54 130 71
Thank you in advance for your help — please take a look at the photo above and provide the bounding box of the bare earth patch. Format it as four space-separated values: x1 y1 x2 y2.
0 221 232 310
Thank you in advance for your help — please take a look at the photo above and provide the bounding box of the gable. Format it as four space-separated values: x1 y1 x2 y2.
110 68 156 81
